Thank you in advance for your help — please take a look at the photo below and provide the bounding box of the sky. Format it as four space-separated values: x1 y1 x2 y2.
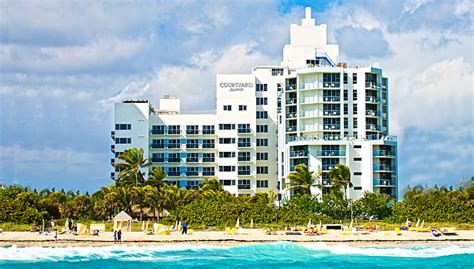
0 0 473 196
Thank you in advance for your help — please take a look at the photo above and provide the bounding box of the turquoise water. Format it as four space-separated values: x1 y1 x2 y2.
0 242 473 268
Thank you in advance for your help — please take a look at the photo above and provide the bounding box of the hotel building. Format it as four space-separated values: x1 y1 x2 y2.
111 7 398 200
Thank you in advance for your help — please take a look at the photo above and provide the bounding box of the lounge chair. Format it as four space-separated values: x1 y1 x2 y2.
231 227 238 235
440 227 457 236
89 224 105 236
432 229 442 237
395 228 402 235
225 227 231 235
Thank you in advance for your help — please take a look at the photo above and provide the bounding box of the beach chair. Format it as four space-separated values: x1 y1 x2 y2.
231 227 238 235
89 224 105 236
225 227 231 235
321 228 328 234
395 228 402 235
157 226 171 235
440 227 457 236
76 223 87 235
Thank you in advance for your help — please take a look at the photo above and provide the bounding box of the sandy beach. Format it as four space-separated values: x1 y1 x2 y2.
1 229 473 247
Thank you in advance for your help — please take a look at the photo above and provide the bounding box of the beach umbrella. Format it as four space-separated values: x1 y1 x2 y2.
141 221 145 231
415 219 420 228
235 218 240 228
175 220 178 230
145 221 149 232
406 219 409 227
349 219 353 230
250 219 254 229
51 221 55 229
65 219 69 230
42 220 45 233
319 221 322 232
420 220 424 229
178 221 182 231
307 219 311 229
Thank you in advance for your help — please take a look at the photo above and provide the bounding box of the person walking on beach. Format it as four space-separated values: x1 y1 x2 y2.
182 222 188 235
113 230 117 243
117 229 122 243
54 228 58 241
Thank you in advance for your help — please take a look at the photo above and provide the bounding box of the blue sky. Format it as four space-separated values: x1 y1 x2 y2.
0 0 472 195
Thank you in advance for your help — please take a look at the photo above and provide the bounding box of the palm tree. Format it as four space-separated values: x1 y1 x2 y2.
328 164 352 199
199 178 222 192
288 164 320 195
131 186 148 220
146 167 167 191
115 148 151 187
250 191 276 207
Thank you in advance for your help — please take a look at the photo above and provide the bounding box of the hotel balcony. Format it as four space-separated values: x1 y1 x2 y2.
366 110 381 117
300 111 322 118
110 145 115 153
322 165 335 171
185 144 200 149
286 98 297 105
373 165 396 172
300 96 323 104
202 172 215 177
290 150 308 158
168 158 181 163
151 143 166 149
185 171 200 177
316 150 345 157
365 96 380 103
365 82 381 89
323 110 340 116
323 82 340 88
238 157 252 162
237 184 251 190
323 124 340 130
151 129 165 135
167 130 182 135
202 143 215 149
238 143 252 148
323 134 341 140
238 171 251 176
285 84 297 91
366 124 381 131
167 172 181 177
151 157 165 163
186 157 199 163
323 96 340 102
286 112 297 119
110 158 115 165
286 126 297 132
373 179 396 187
186 130 200 135
373 150 395 157
202 158 215 163
237 128 252 134
202 130 215 135
110 131 115 140
168 144 182 149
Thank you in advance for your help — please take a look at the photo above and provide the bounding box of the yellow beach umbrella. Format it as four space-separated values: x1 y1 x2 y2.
235 218 240 228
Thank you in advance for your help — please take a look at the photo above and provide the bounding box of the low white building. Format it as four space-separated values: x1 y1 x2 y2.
111 7 398 200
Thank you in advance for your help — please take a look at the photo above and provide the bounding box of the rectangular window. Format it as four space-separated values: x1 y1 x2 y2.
151 139 165 148
238 179 251 189
151 125 165 134
115 137 131 144
168 139 181 148
353 89 357 101
186 125 199 135
168 153 181 163
168 125 181 135
202 167 215 176
256 84 268 92
238 152 251 161
344 118 348 129
354 186 362 190
202 139 215 148
238 137 251 147
115 124 131 130
219 179 235 186
256 152 268 160
219 166 235 172
219 124 235 130
257 180 268 188
354 172 362 176
256 139 268 147
344 104 348 115
256 97 268 105
203 125 215 134
186 153 199 163
186 139 199 149
239 105 247 111
343 73 348 84
343 89 348 101
271 68 283 76
223 105 232 111
238 123 251 133
219 152 236 158
257 166 268 174
353 104 358 115
151 153 165 162
256 125 268 133
323 73 341 87
353 118 358 128
256 111 268 119
202 153 215 163
354 157 362 161
219 138 235 144
352 73 358 84
354 145 362 149
167 167 180 177
238 166 251 175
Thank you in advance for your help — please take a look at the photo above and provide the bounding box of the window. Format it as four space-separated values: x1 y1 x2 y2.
256 152 268 160
202 139 215 148
167 167 180 177
239 105 247 111
219 152 235 158
256 125 268 133
238 152 251 161
186 153 199 163
343 89 348 101
238 137 251 147
168 125 181 134
115 137 131 144
238 123 251 133
256 97 268 105
352 73 358 84
186 167 199 177
256 84 268 92
151 153 165 162
223 105 232 111
168 153 180 163
323 73 341 87
202 167 215 176
354 145 362 149
115 124 131 130
344 104 348 115
256 138 268 147
353 104 358 115
219 124 235 130
343 73 348 84
354 186 362 190
256 111 268 119
219 138 235 144
202 153 215 162
257 166 268 174
186 139 199 148
257 180 268 188
186 125 199 134
219 166 235 172
271 68 283 76
353 118 358 128
238 166 251 175
354 172 362 176
344 118 348 129
203 125 215 134
220 179 235 186
151 139 165 148
151 125 165 134
238 179 251 189
354 157 362 161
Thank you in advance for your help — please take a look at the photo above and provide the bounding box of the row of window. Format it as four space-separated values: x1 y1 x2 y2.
342 73 358 84
115 124 131 130
218 138 268 146
152 125 214 134
218 166 269 174
217 179 268 188
164 166 215 176
151 139 215 148
115 138 131 144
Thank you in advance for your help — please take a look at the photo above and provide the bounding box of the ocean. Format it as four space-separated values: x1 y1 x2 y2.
0 242 473 268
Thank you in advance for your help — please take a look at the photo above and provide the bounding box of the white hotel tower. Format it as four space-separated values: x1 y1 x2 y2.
111 7 398 200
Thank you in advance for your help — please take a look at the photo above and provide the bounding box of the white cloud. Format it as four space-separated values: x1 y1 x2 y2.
403 0 432 14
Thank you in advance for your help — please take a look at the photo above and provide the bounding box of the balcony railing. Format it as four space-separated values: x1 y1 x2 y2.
366 124 382 131
202 172 215 176
186 158 199 163
110 145 115 153
238 128 251 134
286 112 297 118
365 82 381 88
167 172 181 177
168 158 181 163
300 96 322 104
110 158 115 165
110 131 115 139
168 144 181 149
151 157 165 162
366 110 381 116
151 129 165 134
373 179 395 186
323 82 341 88
316 150 345 157
202 157 215 163
286 126 297 132
238 171 251 176
373 150 395 157
286 98 297 105
186 130 200 135
238 184 251 190
238 143 252 148
323 96 340 102
365 96 380 102
300 111 322 118
322 165 335 171
323 134 341 140
323 124 340 130
186 144 200 149
238 157 251 162
202 129 215 135
151 143 166 148
323 110 340 116
202 143 215 148
373 165 396 172
186 171 199 177
285 84 297 91
168 130 181 135
290 151 308 157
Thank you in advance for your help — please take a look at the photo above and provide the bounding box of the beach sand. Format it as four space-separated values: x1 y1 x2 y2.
1 229 473 247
